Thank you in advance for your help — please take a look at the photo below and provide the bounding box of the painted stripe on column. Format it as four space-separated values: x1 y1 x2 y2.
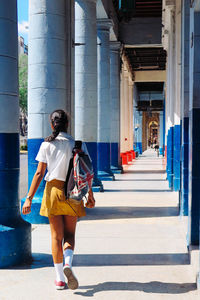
180 117 189 216
167 127 174 189
173 124 181 191
98 142 114 180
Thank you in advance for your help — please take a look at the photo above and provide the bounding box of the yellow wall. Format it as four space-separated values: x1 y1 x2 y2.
134 70 166 82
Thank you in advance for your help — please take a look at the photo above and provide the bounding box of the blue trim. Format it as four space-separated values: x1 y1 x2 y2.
85 142 104 192
97 142 115 181
188 108 200 245
28 139 46 196
0 133 31 267
180 117 189 216
159 147 163 155
136 142 142 154
173 125 181 191
0 223 31 268
167 127 174 189
111 142 122 174
21 138 48 224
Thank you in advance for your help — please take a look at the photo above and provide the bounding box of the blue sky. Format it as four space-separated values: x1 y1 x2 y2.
17 0 29 44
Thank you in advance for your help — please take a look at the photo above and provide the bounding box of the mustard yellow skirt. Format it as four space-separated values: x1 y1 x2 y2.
40 179 86 218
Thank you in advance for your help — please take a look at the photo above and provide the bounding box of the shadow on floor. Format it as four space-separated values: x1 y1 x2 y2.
116 179 167 182
74 281 196 297
124 170 166 174
83 206 178 220
73 253 189 266
11 252 189 270
104 189 171 192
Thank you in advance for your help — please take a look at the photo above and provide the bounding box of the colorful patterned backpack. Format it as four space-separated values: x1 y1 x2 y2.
64 141 94 204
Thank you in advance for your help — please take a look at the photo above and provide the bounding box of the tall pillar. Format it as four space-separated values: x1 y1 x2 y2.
173 0 182 191
123 70 130 152
0 0 31 267
159 111 164 155
166 6 175 189
110 42 122 173
24 0 74 223
128 78 133 151
75 0 103 191
188 7 200 245
97 19 114 180
120 67 125 153
180 0 190 216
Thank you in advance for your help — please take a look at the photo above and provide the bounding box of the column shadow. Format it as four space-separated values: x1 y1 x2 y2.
83 206 178 220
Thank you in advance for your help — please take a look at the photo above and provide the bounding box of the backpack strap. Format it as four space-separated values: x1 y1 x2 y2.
74 140 82 150
65 140 83 196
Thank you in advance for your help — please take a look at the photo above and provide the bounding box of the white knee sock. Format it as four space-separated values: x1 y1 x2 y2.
54 263 65 282
64 249 74 268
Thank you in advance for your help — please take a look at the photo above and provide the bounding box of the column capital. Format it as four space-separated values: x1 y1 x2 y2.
110 41 121 52
97 18 113 30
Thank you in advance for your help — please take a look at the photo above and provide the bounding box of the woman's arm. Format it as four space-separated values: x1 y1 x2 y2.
85 188 95 208
22 162 47 215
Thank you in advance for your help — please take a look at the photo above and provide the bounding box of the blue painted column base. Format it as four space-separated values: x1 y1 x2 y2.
167 127 174 189
111 143 123 174
0 133 31 267
21 139 49 224
98 170 115 181
173 124 181 191
136 142 142 154
180 117 189 216
0 223 31 268
97 142 115 181
85 142 104 192
111 166 123 174
92 178 104 192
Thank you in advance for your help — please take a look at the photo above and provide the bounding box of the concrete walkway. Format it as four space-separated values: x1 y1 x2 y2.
0 149 199 299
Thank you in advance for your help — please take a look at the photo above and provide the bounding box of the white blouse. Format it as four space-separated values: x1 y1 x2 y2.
35 132 89 182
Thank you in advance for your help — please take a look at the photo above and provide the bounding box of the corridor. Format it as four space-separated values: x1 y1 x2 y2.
0 151 198 299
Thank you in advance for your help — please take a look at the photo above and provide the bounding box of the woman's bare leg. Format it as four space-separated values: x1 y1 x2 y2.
49 215 64 263
63 215 77 250
63 215 78 290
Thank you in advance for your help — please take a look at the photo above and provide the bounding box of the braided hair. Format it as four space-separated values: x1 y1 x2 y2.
45 110 68 142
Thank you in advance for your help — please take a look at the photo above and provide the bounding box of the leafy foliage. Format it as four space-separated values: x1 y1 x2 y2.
19 54 28 113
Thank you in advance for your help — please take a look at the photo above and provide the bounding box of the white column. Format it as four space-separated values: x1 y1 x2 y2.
128 77 133 150
26 0 73 223
0 0 31 267
124 71 129 152
120 67 126 153
97 19 114 180
110 41 122 172
75 0 103 190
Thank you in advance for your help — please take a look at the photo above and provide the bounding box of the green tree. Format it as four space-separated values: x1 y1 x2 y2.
19 54 28 113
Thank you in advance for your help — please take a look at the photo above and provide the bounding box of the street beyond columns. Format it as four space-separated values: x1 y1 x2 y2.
0 149 199 299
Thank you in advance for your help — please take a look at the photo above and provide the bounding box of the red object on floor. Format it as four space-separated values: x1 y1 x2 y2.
130 150 135 159
126 151 132 162
120 153 128 165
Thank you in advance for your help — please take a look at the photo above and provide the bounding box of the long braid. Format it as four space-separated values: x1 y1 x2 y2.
45 110 68 142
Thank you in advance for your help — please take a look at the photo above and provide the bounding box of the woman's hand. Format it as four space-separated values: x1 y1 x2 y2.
85 189 95 208
22 198 32 215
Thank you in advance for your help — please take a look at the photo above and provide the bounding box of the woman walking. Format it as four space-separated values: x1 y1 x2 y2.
22 109 95 290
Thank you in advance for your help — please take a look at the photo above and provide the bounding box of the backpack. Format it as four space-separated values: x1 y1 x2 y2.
64 140 94 204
